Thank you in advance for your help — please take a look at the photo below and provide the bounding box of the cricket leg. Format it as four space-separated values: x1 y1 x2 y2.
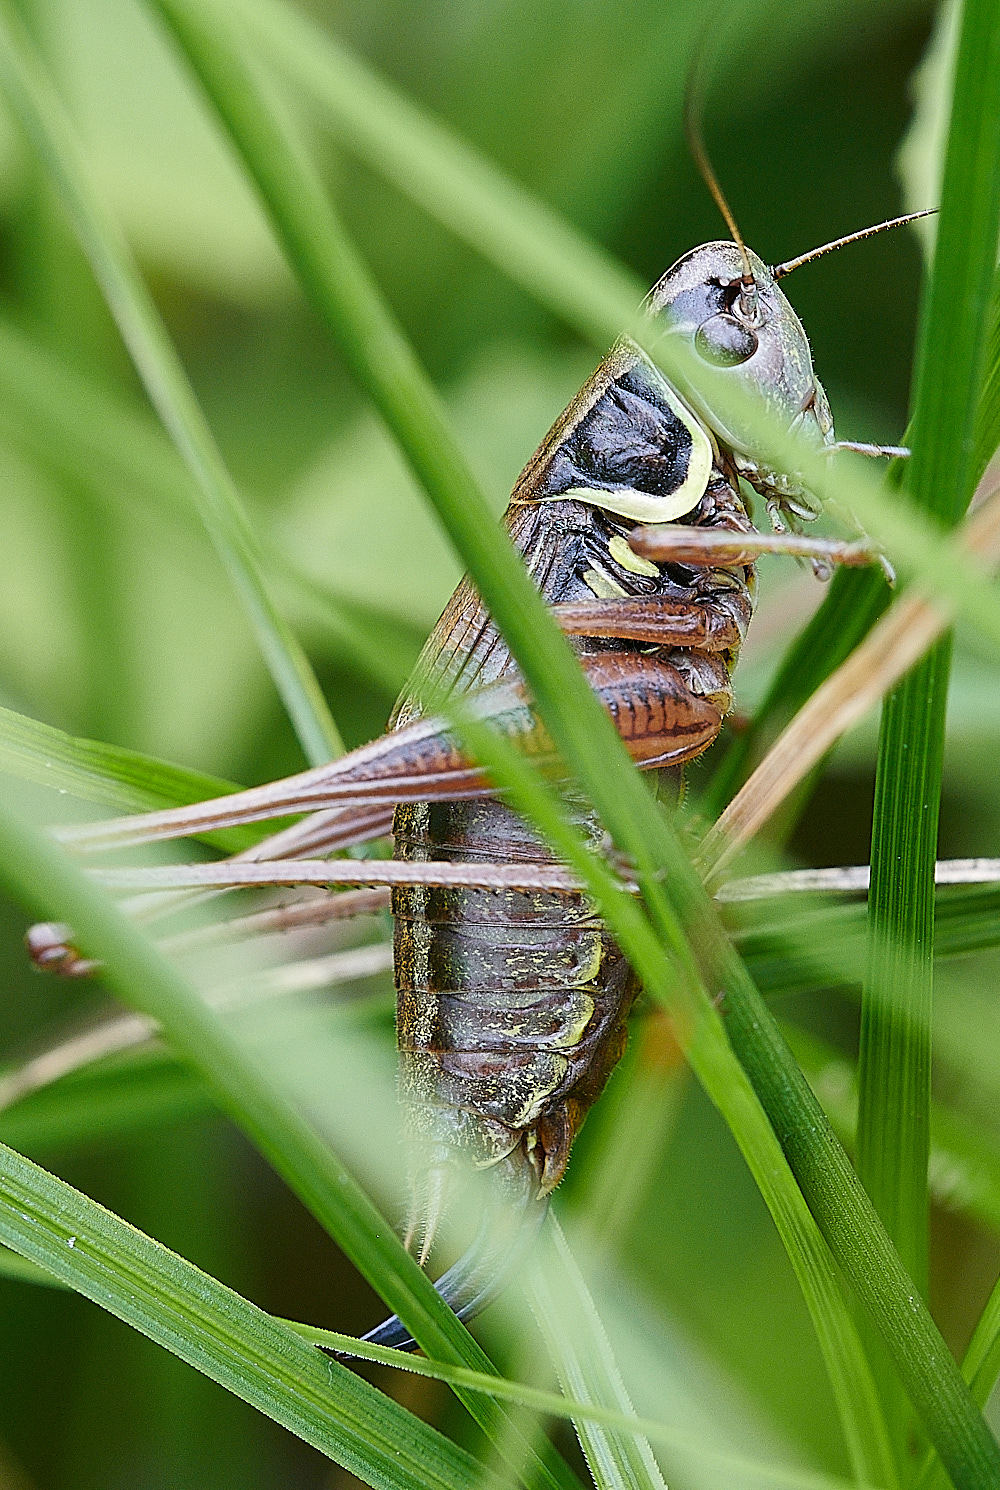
552 591 749 650
627 523 883 569
59 642 729 856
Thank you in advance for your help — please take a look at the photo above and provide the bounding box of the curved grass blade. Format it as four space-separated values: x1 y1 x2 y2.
785 1030 1000 1490
289 1318 883 1490
0 795 582 1490
0 1139 499 1490
0 0 341 768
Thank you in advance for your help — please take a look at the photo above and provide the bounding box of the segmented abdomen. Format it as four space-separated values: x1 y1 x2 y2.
393 796 639 1199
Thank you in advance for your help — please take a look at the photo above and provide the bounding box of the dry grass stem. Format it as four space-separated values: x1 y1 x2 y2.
91 859 586 894
718 857 1000 901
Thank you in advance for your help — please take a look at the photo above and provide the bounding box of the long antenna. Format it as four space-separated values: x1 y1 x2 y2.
684 29 757 312
772 209 937 279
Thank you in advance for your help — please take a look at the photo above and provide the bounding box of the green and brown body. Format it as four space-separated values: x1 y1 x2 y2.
389 339 758 1216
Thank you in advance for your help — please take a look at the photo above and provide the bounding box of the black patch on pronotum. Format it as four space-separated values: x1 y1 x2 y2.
540 364 694 501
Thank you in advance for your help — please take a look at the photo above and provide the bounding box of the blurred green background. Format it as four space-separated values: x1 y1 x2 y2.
3 0 1000 1486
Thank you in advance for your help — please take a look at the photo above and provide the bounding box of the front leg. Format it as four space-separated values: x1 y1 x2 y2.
553 522 885 648
628 524 883 570
551 515 886 742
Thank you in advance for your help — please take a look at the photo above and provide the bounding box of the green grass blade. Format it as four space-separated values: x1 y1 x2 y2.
288 1318 884 1490
0 312 421 696
858 0 1000 1344
527 1218 667 1490
731 882 1000 999
913 1270 1000 1490
786 1027 1000 1243
0 1140 498 1490
218 0 647 348
973 267 1000 481
0 1242 68 1288
787 1028 1000 1490
0 0 341 768
0 795 583 1490
145 0 537 644
915 1330 1000 1490
0 1046 211 1155
0 701 272 851
921 1269 1000 1490
962 1287 1000 1411
904 8 1000 532
141 7 1000 1485
858 645 950 1296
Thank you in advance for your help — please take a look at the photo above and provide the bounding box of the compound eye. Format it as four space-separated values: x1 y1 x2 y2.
694 313 759 367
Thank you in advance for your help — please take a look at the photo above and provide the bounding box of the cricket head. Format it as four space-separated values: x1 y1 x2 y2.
676 68 933 502
647 240 834 469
